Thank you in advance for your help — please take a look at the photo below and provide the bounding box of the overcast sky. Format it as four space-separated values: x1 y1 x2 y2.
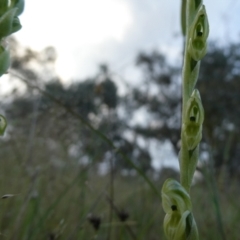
14 0 240 82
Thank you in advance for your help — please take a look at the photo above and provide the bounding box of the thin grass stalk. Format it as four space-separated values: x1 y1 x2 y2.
200 137 226 240
107 150 114 240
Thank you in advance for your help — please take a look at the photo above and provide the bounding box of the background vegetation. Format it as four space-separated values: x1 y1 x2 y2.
0 38 238 239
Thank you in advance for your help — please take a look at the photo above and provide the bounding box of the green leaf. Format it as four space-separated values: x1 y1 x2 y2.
0 115 7 135
0 0 8 15
0 8 17 38
0 47 10 76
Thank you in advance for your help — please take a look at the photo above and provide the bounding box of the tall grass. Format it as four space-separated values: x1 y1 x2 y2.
0 148 238 239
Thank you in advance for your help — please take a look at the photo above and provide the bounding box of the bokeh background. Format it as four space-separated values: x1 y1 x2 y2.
0 0 239 239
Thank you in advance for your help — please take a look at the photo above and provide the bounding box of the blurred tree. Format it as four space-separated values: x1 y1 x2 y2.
197 43 240 177
128 51 181 154
4 42 153 172
4 38 240 177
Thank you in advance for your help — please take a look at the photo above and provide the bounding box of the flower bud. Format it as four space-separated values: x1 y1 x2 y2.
183 89 204 150
188 5 209 61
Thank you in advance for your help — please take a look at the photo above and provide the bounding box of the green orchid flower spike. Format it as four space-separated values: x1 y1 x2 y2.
162 179 198 240
0 0 24 135
162 0 209 238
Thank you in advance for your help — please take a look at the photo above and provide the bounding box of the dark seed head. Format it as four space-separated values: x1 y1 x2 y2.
118 210 129 222
48 233 55 240
88 214 101 231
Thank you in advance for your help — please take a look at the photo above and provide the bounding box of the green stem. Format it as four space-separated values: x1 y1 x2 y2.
180 0 203 192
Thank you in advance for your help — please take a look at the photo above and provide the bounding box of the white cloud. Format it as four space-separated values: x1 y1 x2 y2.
16 0 133 80
17 0 132 48
14 0 240 81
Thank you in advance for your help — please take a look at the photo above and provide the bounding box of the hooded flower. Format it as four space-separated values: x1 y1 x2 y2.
183 89 204 150
162 178 198 240
188 4 209 61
